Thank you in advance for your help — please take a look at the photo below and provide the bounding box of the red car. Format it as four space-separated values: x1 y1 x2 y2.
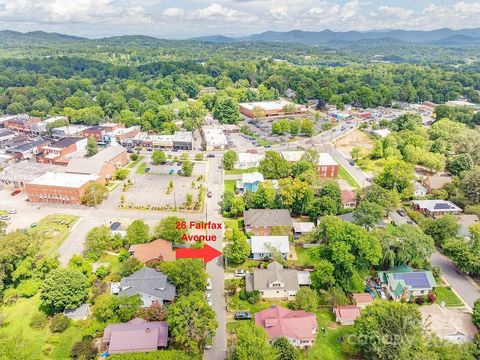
10 189 21 196
207 191 213 198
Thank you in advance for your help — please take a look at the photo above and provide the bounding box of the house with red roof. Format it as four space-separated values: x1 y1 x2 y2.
341 189 357 209
102 318 168 354
255 305 318 348
333 305 361 325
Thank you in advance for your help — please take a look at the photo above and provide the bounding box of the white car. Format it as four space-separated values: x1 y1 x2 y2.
0 215 11 221
206 278 212 291
206 292 212 299
207 297 213 306
235 269 247 277
7 209 17 214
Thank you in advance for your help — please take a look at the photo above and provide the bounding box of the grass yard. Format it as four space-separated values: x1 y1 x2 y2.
227 293 290 313
97 252 121 274
225 167 259 175
224 219 244 231
136 162 147 174
305 309 354 360
126 155 145 169
225 259 259 273
292 246 315 267
0 294 83 360
0 210 7 215
107 180 122 192
28 214 79 255
356 157 386 175
224 180 236 193
170 100 189 110
435 286 464 307
339 166 359 188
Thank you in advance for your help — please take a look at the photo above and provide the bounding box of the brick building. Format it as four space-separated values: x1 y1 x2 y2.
317 153 339 178
36 137 87 165
239 100 306 118
25 172 99 205
84 123 125 142
4 115 41 133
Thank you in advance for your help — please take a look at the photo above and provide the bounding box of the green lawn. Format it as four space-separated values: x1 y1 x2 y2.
136 162 147 174
435 287 464 307
305 309 354 360
170 100 189 110
224 180 236 193
225 167 259 175
126 155 145 169
0 294 83 359
227 294 290 314
97 253 121 274
339 166 359 188
224 219 243 231
292 246 315 267
356 157 386 175
107 180 122 192
0 210 7 215
28 214 79 255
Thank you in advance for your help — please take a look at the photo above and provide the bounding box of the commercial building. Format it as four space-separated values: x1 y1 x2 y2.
173 131 193 150
3 115 40 133
84 123 125 142
201 126 228 151
51 125 88 139
317 153 339 178
30 116 67 135
25 172 99 204
104 126 140 143
65 145 127 184
0 161 63 188
6 139 48 160
239 100 306 118
36 137 87 165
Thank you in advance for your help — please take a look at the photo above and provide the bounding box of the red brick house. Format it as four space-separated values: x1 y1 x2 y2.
36 137 87 165
317 153 339 178
4 115 40 133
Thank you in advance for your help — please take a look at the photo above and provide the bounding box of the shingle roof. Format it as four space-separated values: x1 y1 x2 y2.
48 137 84 149
119 267 176 302
244 209 293 228
255 305 317 341
334 305 361 321
103 318 168 354
246 261 299 291
250 236 290 255
129 239 176 263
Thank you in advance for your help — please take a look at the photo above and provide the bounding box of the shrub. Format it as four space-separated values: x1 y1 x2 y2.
95 265 110 279
82 320 105 339
49 313 71 333
30 312 48 329
414 296 426 305
427 292 436 303
130 153 139 161
71 340 98 360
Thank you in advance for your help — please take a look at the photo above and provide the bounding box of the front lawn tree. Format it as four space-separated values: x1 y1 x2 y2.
233 322 277 359
291 287 318 312
86 136 98 157
158 259 207 295
40 268 89 313
223 150 238 170
167 291 218 354
224 229 250 265
273 337 300 360
154 216 187 244
353 200 384 229
125 219 150 245
84 225 112 259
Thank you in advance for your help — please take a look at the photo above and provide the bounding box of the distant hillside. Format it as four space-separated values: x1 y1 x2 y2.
190 35 237 43
194 28 480 46
0 30 86 42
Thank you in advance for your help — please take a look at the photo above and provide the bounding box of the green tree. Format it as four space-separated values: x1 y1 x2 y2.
40 268 89 313
353 301 424 360
224 229 250 265
154 216 187 244
71 340 98 360
125 219 150 245
115 168 129 180
448 153 473 177
375 159 414 197
310 259 336 289
213 96 241 124
167 291 218 354
291 287 318 312
420 215 459 246
85 225 112 258
351 146 362 161
353 201 384 229
158 259 207 295
272 337 299 360
223 150 238 170
290 119 301 136
86 136 98 157
93 294 141 323
233 322 277 360
473 299 480 328
182 160 194 176
301 118 315 136
152 150 166 164
391 113 422 131
81 183 108 206
277 177 314 215
259 151 292 179
462 167 480 204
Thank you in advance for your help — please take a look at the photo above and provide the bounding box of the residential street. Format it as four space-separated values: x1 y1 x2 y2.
431 250 480 310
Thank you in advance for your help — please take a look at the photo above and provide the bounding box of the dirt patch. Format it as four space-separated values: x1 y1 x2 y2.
335 129 374 156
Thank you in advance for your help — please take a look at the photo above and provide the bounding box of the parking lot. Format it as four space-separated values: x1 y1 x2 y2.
123 161 207 210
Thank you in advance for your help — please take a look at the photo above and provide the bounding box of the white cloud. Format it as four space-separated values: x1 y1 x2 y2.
162 7 186 17
186 3 257 24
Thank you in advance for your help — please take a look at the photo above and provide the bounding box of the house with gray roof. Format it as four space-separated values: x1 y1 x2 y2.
115 267 176 307
63 303 91 321
244 209 293 236
378 265 436 301
246 261 309 299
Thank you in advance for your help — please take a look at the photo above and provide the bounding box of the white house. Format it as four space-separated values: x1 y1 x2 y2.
235 152 264 169
250 236 290 260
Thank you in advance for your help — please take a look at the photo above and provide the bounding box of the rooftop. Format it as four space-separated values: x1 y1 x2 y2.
119 267 176 302
47 137 84 149
173 131 193 143
293 222 315 233
244 209 293 228
29 172 98 188
412 200 462 213
0 161 64 183
318 153 339 166
239 100 299 111
129 239 176 263
250 236 290 254
334 305 361 321
242 172 264 184
280 151 305 162
246 261 300 291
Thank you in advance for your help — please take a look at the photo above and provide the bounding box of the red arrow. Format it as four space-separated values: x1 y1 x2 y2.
176 244 222 263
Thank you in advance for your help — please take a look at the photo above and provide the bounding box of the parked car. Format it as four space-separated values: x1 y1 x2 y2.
144 167 151 173
177 162 182 166
30 223 37 228
177 170 183 175
127 148 134 153
0 215 10 221
234 269 247 277
377 289 387 300
235 311 252 320
207 191 213 198
206 154 215 158
7 209 17 214
349 160 355 166
168 169 174 175
206 278 212 291
146 148 153 151
207 297 213 307
397 209 406 217
364 287 376 298
172 148 178 152
10 189 21 196
206 292 212 300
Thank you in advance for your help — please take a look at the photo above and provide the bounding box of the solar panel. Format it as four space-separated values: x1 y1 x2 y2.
392 272 430 288
433 202 453 210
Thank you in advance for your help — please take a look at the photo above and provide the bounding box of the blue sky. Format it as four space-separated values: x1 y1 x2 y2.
0 0 479 38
